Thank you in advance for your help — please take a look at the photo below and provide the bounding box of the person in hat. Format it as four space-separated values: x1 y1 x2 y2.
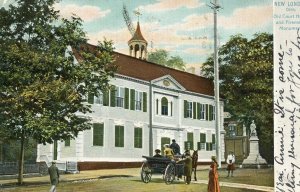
207 156 220 192
153 149 162 157
48 161 60 192
177 150 192 184
226 151 235 177
163 144 174 159
170 139 181 155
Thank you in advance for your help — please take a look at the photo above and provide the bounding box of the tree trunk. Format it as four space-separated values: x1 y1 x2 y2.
17 132 25 185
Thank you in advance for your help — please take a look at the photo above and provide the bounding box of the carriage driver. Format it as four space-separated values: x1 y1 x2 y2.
177 150 192 184
164 144 174 160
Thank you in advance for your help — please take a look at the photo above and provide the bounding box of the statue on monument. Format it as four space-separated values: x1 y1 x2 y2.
250 120 257 137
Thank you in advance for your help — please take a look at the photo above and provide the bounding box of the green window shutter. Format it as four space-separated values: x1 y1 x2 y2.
103 90 109 106
209 143 213 151
115 125 124 147
200 133 206 143
212 134 216 144
130 89 135 110
209 105 213 121
134 127 143 148
143 92 147 112
197 142 201 150
197 103 201 119
193 102 197 119
110 85 116 107
205 104 209 120
125 88 129 109
93 123 104 146
53 140 57 160
184 100 188 118
65 138 70 147
88 92 94 104
187 132 194 150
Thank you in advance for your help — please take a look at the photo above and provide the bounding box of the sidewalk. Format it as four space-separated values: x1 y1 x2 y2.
0 167 274 192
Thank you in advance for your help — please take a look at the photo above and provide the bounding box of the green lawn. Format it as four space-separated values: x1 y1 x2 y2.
1 167 274 192
197 167 274 187
2 177 264 192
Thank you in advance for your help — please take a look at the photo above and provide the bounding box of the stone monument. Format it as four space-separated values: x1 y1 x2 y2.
242 120 267 168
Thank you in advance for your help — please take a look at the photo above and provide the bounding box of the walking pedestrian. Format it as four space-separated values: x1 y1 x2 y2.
207 156 220 192
48 161 59 192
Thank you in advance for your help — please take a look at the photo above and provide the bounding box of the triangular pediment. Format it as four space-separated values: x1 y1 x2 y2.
151 75 186 91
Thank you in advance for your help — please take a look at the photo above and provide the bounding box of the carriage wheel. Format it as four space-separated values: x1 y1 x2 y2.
140 162 152 183
164 163 175 184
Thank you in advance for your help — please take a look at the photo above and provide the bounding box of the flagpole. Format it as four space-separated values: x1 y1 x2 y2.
210 0 221 168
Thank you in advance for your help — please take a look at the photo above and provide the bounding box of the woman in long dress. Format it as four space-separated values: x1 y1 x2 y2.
207 156 220 192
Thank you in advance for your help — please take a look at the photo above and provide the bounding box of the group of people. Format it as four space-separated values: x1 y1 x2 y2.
48 137 235 192
153 139 235 192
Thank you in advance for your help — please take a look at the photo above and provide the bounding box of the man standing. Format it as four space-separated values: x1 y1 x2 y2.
48 161 60 192
177 150 192 184
170 139 181 155
226 151 235 177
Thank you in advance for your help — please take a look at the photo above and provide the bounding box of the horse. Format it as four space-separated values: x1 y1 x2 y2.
191 150 198 181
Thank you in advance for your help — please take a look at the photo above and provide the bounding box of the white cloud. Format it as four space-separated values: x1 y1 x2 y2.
219 5 272 29
87 27 131 47
138 0 204 12
54 4 111 22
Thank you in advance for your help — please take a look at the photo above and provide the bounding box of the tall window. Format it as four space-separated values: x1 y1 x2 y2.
115 125 124 147
115 87 125 107
87 91 103 105
161 97 168 116
200 104 205 120
134 127 143 148
187 102 193 118
93 123 104 146
198 133 206 150
94 91 103 104
185 132 194 150
212 134 216 150
135 91 143 111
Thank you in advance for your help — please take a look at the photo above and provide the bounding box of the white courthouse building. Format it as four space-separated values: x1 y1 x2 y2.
37 22 225 170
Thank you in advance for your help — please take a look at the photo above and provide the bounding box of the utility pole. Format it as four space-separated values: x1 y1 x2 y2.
209 0 221 168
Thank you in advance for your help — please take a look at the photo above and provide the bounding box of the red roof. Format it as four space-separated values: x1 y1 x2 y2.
72 44 214 96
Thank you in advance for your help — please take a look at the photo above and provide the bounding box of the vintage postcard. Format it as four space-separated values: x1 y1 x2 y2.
1 0 294 191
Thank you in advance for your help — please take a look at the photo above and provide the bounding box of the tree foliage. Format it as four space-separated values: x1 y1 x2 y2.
148 49 185 71
201 33 273 163
0 0 116 184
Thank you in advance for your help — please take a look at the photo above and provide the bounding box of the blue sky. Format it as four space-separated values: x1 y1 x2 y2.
1 0 272 66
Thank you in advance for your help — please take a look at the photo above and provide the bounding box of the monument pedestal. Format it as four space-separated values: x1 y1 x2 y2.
242 136 267 168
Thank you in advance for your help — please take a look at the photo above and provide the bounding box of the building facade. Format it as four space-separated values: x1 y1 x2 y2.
37 23 225 170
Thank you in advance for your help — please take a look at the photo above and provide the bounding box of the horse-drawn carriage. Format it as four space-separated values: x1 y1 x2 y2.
140 155 184 184
140 150 198 184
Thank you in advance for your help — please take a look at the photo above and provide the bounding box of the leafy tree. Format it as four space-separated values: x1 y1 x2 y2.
0 0 116 184
148 49 185 71
201 33 273 163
